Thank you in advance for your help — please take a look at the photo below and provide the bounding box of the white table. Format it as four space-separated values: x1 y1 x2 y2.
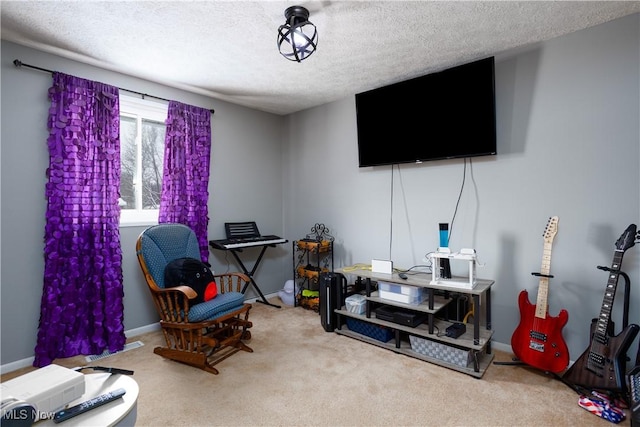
38 373 138 427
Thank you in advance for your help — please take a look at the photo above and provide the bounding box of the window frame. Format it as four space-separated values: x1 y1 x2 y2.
118 95 168 227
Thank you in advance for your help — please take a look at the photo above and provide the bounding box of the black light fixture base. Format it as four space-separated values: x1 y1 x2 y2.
285 5 310 22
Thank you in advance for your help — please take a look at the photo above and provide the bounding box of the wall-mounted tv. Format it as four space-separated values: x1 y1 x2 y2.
355 56 496 167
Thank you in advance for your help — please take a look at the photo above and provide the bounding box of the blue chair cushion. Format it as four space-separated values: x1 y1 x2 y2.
189 291 246 322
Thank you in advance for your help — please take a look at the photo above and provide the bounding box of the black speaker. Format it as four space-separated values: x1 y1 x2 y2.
319 272 347 332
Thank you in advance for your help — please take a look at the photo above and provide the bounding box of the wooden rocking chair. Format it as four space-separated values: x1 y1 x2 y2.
136 223 253 374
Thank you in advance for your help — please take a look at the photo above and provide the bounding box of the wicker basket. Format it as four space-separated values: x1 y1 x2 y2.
409 335 472 367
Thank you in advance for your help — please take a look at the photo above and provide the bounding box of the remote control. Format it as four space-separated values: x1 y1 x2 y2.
53 388 126 423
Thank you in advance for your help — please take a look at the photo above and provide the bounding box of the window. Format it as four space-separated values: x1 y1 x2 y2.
119 95 167 226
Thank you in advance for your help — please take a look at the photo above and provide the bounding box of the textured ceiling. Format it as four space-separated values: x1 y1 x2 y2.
2 1 639 115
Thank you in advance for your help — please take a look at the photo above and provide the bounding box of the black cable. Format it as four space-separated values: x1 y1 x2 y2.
398 265 432 275
13 59 215 114
448 158 468 245
74 366 134 375
389 164 394 259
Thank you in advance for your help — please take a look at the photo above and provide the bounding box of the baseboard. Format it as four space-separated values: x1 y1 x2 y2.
0 357 35 375
244 292 279 304
125 322 161 337
0 322 161 375
490 341 511 353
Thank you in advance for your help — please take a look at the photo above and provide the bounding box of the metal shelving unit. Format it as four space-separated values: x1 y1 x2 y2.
292 224 334 309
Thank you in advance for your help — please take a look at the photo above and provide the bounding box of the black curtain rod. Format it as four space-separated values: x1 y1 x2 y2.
13 59 215 114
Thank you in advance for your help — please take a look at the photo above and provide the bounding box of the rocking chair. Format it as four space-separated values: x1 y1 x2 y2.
136 223 253 374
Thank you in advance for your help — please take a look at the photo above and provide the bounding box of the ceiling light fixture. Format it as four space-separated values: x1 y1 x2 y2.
277 6 318 62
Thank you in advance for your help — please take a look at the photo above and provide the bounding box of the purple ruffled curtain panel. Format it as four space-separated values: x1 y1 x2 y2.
34 72 126 367
158 101 212 261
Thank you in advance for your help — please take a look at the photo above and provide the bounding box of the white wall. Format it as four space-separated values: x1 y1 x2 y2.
283 14 640 361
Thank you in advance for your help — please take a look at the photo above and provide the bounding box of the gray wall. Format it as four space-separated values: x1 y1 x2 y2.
1 41 288 369
283 14 640 361
1 14 639 370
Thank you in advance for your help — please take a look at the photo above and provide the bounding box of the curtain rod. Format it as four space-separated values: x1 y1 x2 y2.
13 59 215 114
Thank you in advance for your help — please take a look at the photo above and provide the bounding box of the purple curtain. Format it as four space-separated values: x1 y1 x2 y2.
158 101 212 261
34 73 125 367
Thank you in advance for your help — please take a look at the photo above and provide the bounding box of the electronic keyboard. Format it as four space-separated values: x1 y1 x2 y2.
208 221 287 309
210 221 286 250
210 235 287 250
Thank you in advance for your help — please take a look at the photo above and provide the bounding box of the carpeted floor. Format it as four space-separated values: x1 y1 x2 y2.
2 298 628 426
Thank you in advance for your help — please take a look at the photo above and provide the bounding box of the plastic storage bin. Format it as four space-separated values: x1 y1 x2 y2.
377 282 425 305
345 294 366 314
378 282 422 296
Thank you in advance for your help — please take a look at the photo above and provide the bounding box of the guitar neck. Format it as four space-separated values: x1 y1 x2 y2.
534 240 552 318
593 250 625 344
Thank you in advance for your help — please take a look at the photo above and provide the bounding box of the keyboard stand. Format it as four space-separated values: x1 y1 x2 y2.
209 241 286 309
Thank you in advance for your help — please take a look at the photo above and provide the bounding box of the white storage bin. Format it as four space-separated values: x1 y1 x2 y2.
345 294 366 314
378 281 422 296
378 289 425 305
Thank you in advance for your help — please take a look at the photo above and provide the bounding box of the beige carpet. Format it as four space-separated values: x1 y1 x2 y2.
2 299 628 426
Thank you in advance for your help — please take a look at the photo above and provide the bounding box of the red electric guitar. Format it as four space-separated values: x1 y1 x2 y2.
562 224 640 392
511 216 570 373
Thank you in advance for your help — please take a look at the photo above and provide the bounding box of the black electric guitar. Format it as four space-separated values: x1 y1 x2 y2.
562 224 640 392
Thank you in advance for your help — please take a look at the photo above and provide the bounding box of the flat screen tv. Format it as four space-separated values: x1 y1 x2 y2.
355 56 496 167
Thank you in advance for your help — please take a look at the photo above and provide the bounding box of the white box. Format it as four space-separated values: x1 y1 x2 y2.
378 289 425 305
0 364 85 414
345 294 366 314
371 259 393 274
378 282 422 296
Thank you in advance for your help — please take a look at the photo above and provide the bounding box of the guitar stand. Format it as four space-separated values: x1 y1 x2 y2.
531 272 554 278
595 266 638 380
636 328 640 371
492 358 526 367
493 357 561 374
597 266 630 330
493 358 569 388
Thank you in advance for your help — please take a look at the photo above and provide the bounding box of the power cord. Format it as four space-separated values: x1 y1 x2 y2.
431 325 444 337
394 265 433 276
462 300 475 324
72 366 134 375
448 158 468 246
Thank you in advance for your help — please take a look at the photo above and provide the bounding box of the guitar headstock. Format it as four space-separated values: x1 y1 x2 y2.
543 216 559 244
615 223 639 252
